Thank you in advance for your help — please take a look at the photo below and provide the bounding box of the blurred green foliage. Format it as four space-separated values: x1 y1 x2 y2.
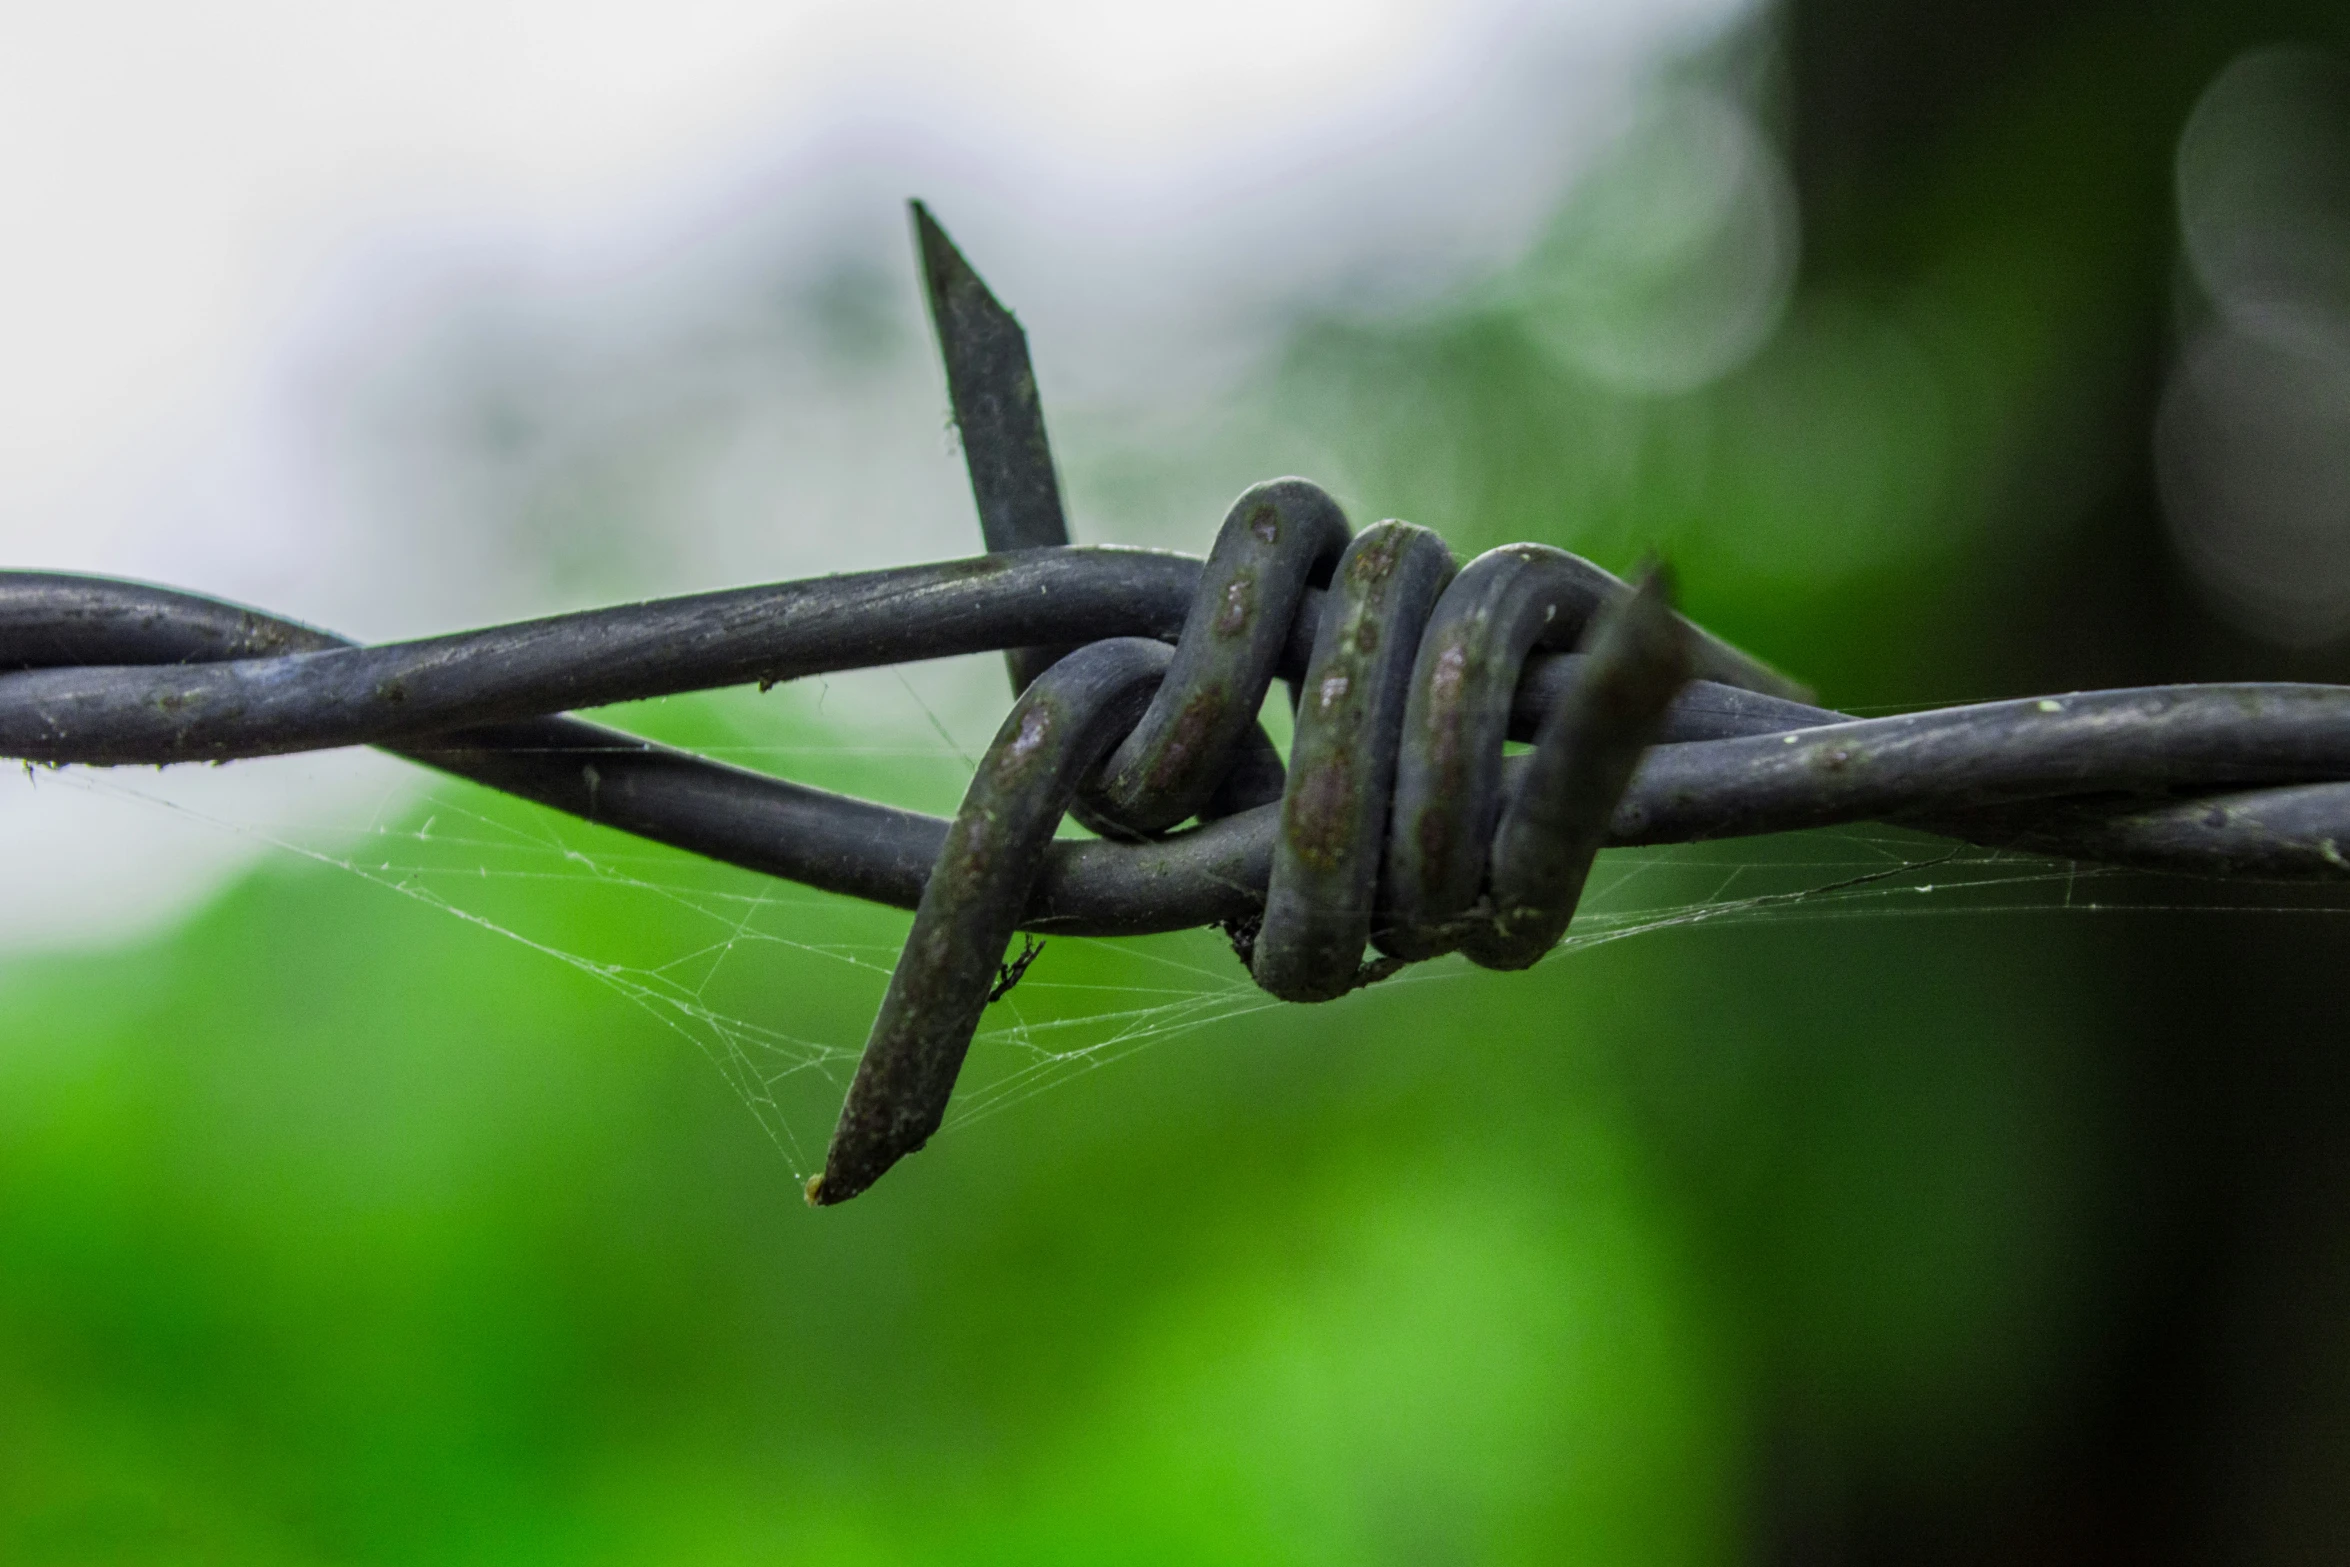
0 750 2113 1561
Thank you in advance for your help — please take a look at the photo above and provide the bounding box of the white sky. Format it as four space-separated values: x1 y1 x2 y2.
0 0 1743 948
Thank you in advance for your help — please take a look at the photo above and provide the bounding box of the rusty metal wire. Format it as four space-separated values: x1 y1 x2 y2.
10 205 2350 1205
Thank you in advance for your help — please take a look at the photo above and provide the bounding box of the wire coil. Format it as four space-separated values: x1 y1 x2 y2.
818 481 1757 1200
8 204 2350 1205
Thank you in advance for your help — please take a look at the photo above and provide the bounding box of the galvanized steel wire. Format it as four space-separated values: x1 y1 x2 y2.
11 205 2350 1204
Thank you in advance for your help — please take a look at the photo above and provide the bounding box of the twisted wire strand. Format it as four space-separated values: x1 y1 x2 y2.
16 561 2350 880
10 203 2350 1205
13 548 2350 1199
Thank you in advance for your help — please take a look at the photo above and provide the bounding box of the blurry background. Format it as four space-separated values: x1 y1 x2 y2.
5 0 2350 1561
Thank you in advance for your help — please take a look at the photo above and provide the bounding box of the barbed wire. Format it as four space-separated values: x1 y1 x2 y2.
8 203 2348 1205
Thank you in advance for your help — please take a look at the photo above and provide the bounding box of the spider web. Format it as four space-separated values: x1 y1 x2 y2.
25 662 2350 1185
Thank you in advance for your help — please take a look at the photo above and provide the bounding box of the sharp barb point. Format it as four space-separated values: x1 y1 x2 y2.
908 197 1074 693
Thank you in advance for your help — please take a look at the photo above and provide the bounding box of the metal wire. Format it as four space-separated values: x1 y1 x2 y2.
10 206 2350 1205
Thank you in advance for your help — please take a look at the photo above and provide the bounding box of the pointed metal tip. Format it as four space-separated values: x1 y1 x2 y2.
804 1162 882 1208
909 198 988 313
1602 562 1692 674
1628 550 1811 704
1627 554 1677 603
904 195 1072 575
807 1122 922 1208
907 195 942 254
814 1043 947 1206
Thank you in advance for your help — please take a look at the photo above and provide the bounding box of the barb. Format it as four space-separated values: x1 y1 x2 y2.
8 207 2350 1205
914 200 1072 695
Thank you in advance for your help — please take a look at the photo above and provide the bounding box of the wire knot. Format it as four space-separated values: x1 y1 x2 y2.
809 480 1778 1203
